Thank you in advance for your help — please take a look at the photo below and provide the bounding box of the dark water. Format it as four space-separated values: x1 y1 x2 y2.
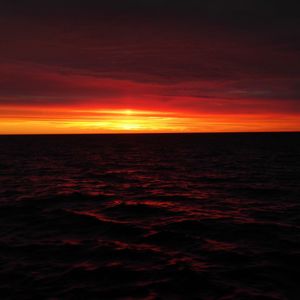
0 133 300 299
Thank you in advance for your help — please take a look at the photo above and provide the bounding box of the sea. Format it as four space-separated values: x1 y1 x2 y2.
0 133 299 299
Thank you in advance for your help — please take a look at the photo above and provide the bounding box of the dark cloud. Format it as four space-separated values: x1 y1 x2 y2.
0 0 299 116
1 1 300 17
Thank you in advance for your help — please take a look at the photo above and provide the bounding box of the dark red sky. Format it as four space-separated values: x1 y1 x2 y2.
1 1 300 133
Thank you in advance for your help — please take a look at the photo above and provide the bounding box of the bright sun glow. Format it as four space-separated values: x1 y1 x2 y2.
120 123 141 130
0 105 299 134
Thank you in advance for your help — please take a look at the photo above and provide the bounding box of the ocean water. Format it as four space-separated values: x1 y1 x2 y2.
0 133 300 299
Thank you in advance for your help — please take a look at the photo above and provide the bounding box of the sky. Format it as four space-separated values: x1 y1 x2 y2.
1 0 300 133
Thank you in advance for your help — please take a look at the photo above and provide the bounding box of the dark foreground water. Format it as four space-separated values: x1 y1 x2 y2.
0 133 300 299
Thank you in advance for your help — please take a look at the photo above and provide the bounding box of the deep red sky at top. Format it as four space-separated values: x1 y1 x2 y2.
0 0 300 133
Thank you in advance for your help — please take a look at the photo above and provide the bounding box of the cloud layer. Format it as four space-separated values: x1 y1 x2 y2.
0 0 299 132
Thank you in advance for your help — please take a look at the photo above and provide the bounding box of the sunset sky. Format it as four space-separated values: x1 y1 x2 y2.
1 0 300 133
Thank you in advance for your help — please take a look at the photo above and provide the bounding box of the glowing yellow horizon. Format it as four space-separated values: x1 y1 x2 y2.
0 105 299 134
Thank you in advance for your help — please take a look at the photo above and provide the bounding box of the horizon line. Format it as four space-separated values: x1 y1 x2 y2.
1 131 300 136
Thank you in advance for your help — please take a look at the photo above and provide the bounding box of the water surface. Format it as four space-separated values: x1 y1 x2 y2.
0 133 300 299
